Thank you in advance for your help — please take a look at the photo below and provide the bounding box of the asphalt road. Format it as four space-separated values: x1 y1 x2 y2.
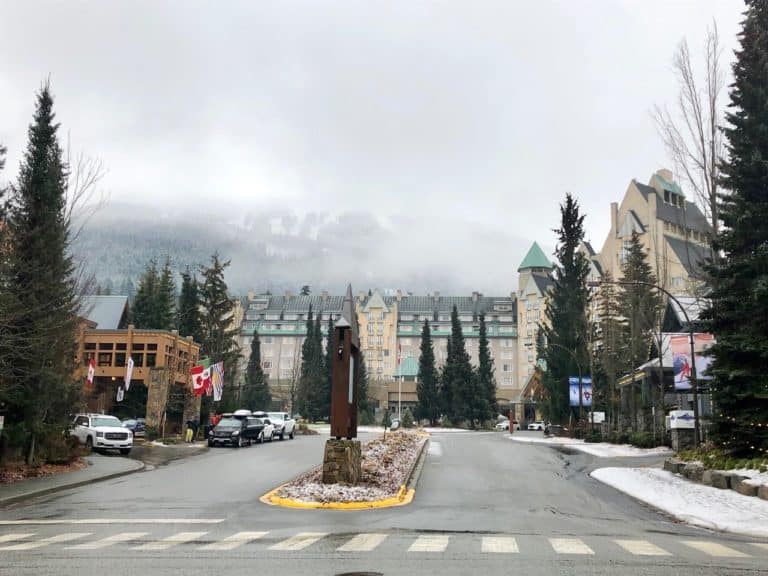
1 430 766 576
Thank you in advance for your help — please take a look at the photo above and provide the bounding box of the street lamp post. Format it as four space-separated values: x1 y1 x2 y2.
588 280 700 447
547 341 584 430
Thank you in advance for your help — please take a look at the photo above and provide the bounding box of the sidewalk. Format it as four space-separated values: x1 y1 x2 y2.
0 455 144 507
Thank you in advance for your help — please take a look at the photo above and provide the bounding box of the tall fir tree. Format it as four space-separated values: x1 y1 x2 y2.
0 85 81 464
243 330 271 410
357 349 373 424
306 313 325 421
703 1 768 455
416 319 440 425
131 260 159 329
440 306 477 426
539 193 591 423
156 256 177 330
176 266 202 342
618 232 662 432
322 315 335 419
477 312 497 422
296 305 314 419
199 254 240 412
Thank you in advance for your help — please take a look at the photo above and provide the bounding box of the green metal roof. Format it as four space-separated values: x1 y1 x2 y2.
653 173 683 195
518 242 553 271
394 356 419 378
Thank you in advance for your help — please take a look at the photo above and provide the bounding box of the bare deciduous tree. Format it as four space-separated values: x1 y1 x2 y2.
653 22 725 242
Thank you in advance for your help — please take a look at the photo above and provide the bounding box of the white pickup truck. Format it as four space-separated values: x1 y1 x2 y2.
71 413 133 455
267 412 296 441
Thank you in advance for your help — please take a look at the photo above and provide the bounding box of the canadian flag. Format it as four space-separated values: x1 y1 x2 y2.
191 364 211 396
86 357 96 386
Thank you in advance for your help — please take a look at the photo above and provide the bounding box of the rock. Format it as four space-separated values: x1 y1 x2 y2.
701 470 713 486
664 459 685 474
682 463 704 482
321 438 362 485
732 478 758 497
758 484 768 501
710 470 730 489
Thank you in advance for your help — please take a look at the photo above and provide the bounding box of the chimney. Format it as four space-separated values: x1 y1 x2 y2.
358 291 366 302
321 290 329 302
284 290 292 300
396 289 403 302
611 202 618 237
247 290 255 301
433 291 440 301
472 291 480 302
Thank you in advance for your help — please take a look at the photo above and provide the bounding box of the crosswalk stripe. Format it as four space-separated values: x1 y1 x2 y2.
0 532 90 550
132 531 208 551
0 534 34 544
200 531 268 551
408 535 449 552
270 532 327 551
482 537 519 554
614 539 671 556
67 532 148 550
337 533 387 552
549 538 594 555
681 540 750 558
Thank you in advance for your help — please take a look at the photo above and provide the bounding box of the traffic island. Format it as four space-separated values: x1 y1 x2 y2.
260 431 429 510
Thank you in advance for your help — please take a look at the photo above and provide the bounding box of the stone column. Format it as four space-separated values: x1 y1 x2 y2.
145 368 170 432
182 389 202 438
322 439 362 485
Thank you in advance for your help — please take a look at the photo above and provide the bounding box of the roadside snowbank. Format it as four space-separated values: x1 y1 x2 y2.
509 434 672 457
591 467 768 538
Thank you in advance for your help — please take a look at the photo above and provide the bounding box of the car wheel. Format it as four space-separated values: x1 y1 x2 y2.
278 431 284 441
208 439 213 447
258 432 264 444
120 448 131 455
85 436 93 451
269 431 274 442
289 429 294 440
234 436 243 448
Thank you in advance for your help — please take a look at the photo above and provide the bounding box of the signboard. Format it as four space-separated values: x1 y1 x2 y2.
668 333 715 391
669 410 695 429
588 411 605 424
568 376 593 407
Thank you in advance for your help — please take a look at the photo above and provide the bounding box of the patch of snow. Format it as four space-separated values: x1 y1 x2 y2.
732 468 768 486
150 441 168 447
591 467 768 538
509 435 672 457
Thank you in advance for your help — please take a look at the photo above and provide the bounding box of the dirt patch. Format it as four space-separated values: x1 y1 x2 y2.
0 459 87 485
276 431 426 503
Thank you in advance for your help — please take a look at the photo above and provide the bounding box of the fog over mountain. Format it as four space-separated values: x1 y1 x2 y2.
72 202 537 297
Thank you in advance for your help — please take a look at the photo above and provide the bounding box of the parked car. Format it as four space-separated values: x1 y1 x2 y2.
122 418 146 438
495 420 510 431
527 420 546 431
544 424 569 437
71 413 133 455
267 412 296 440
208 415 263 447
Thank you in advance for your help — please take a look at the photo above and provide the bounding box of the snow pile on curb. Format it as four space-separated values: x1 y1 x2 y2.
591 467 768 538
510 435 672 457
276 432 426 503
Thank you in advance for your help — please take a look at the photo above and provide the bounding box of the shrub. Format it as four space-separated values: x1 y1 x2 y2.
39 434 81 465
629 432 656 448
144 426 159 441
359 410 375 426
401 409 414 429
584 429 602 443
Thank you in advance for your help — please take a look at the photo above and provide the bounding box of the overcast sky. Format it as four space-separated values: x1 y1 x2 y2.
0 1 745 293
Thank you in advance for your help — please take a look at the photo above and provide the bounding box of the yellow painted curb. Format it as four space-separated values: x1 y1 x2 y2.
260 484 415 510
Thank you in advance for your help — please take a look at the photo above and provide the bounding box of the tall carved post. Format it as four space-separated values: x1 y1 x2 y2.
322 284 361 484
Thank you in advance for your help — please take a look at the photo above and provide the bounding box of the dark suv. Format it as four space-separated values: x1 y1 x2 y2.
208 416 263 447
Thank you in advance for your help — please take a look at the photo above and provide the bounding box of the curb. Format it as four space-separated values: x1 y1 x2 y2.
260 436 430 511
0 459 146 508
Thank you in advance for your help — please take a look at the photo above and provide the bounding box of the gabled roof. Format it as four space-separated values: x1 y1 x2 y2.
665 235 711 276
81 295 129 329
532 275 554 294
518 242 553 272
657 200 711 234
653 173 684 195
618 210 645 238
362 290 389 313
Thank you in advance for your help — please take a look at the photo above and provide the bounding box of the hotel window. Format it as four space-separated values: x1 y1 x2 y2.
131 353 144 367
401 338 411 346
115 353 126 367
146 354 157 368
263 361 272 369
501 351 513 360
502 377 513 386
264 336 273 344
280 369 291 379
502 364 512 373
97 353 112 367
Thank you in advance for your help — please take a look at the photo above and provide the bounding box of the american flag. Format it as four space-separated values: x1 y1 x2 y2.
211 362 225 402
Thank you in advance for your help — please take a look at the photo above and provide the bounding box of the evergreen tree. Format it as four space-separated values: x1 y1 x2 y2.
306 313 325 421
300 285 311 296
357 349 374 424
243 330 271 410
477 312 497 422
156 257 176 330
199 254 241 411
618 232 662 431
177 266 202 342
416 320 440 425
322 315 335 419
296 305 315 419
703 1 768 455
132 260 159 328
0 85 81 464
440 306 476 426
539 194 591 423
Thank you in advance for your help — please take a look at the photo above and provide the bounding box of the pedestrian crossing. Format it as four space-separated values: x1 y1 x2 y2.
0 530 764 560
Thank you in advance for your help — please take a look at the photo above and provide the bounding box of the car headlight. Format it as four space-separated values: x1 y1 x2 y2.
231 430 240 436
96 432 104 438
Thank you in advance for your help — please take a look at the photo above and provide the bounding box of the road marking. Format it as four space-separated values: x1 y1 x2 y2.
0 533 34 544
482 536 519 554
0 518 224 525
0 532 91 550
67 532 148 550
614 539 671 556
270 532 327 551
428 442 443 456
337 533 387 552
200 531 268 551
408 535 449 552
681 540 750 558
132 531 208 551
549 538 594 555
